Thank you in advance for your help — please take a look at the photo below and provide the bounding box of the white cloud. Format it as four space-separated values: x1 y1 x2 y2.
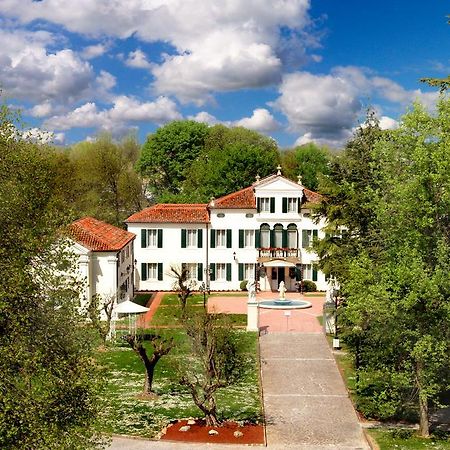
44 96 181 131
1 0 313 104
0 28 102 105
235 108 280 132
125 49 153 69
274 67 439 147
379 116 399 130
81 43 108 60
188 111 219 125
28 101 53 118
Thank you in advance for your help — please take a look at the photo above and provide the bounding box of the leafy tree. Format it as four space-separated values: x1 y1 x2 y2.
314 110 384 280
179 311 243 426
70 134 146 227
281 143 331 191
0 104 105 449
124 333 174 396
136 120 210 199
326 101 450 436
181 125 280 202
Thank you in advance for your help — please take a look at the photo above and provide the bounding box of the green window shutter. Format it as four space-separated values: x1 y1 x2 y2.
302 230 308 248
226 229 232 248
256 198 261 213
295 265 301 281
238 263 244 281
238 229 244 248
157 263 163 281
297 198 302 213
210 229 216 248
181 229 186 248
282 229 288 248
270 197 275 213
197 263 203 281
141 263 147 281
226 263 232 281
282 197 287 213
312 265 318 282
197 229 203 248
209 263 216 281
313 229 318 241
157 229 163 248
255 230 261 248
141 229 147 248
270 229 275 247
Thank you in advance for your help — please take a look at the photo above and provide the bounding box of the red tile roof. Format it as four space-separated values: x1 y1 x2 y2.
212 186 256 209
69 217 135 252
303 188 322 204
126 204 209 223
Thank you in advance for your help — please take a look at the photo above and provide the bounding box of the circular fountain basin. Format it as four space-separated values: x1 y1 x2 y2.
258 299 312 310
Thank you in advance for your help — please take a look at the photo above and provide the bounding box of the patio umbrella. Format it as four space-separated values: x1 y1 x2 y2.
114 300 150 336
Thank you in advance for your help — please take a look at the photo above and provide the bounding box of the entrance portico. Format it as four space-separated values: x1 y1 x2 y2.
257 258 301 292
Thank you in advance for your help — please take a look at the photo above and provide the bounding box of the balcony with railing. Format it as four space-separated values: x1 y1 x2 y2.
258 248 299 258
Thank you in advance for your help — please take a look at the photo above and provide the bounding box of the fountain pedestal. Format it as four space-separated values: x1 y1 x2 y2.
247 298 259 332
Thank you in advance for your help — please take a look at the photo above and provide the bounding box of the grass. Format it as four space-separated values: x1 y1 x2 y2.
133 292 154 307
96 293 261 438
367 429 450 450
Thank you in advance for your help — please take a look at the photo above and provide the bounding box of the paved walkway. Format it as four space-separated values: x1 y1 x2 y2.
260 332 369 449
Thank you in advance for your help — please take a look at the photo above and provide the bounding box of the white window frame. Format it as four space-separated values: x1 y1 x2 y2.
147 229 158 248
303 264 312 280
260 197 270 212
244 263 255 280
185 263 198 280
287 197 298 212
260 228 270 248
147 263 158 280
186 229 197 248
216 230 226 248
216 263 227 280
288 229 297 248
244 230 254 248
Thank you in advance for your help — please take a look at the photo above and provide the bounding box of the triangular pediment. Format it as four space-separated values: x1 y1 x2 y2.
254 175 304 194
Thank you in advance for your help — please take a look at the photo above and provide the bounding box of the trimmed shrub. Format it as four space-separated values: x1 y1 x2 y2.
302 280 317 292
240 280 248 291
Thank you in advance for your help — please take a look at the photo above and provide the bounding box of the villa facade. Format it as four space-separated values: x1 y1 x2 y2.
126 172 327 292
68 217 136 310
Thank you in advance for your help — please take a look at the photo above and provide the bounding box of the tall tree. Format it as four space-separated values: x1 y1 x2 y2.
0 105 105 449
314 110 384 279
325 101 450 436
70 134 146 226
137 120 210 199
281 143 331 191
181 125 280 202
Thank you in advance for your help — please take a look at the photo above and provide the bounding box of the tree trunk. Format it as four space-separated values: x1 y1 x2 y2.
415 360 430 437
418 393 430 437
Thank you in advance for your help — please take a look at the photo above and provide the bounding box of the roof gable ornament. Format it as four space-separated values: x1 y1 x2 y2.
276 164 282 176
255 174 261 184
297 174 303 185
209 196 215 207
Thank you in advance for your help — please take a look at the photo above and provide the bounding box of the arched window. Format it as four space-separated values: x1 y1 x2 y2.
260 223 270 248
274 223 284 248
287 223 298 248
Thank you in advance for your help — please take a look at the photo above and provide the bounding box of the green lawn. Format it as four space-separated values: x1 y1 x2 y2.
367 429 450 450
96 294 261 438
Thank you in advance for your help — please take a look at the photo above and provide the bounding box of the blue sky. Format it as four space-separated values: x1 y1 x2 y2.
0 0 448 147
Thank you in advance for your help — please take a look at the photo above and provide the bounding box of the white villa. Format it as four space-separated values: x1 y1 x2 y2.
68 217 136 307
126 171 327 293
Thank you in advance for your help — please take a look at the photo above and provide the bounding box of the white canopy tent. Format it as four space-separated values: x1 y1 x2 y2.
113 300 150 337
